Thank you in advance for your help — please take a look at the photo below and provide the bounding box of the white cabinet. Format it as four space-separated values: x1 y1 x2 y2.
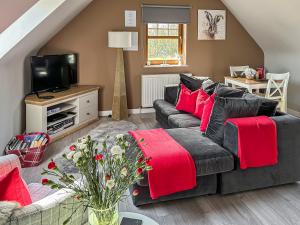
25 86 100 142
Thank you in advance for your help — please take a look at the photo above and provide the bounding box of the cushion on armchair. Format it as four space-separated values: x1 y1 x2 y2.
0 168 32 206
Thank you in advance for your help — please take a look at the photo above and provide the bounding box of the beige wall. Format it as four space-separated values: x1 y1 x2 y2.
0 0 38 33
40 0 264 111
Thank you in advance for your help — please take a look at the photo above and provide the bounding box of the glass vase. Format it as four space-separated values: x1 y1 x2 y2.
88 204 119 225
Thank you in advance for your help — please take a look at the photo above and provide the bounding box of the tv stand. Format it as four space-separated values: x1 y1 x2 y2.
25 85 100 142
50 87 69 93
35 92 54 100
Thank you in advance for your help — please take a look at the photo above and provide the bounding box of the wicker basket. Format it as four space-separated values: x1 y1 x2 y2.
5 132 50 168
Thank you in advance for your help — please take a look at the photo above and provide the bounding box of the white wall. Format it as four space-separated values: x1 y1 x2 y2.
0 0 93 153
0 0 38 33
0 57 31 153
221 0 300 112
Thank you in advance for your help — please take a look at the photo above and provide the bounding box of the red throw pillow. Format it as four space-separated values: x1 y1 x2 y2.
200 93 216 132
0 168 32 206
193 89 210 119
176 84 199 114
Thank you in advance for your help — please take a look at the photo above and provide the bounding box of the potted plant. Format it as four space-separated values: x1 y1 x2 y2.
41 135 151 225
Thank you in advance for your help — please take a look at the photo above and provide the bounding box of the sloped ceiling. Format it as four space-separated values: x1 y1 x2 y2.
221 0 300 53
221 0 300 112
0 0 38 33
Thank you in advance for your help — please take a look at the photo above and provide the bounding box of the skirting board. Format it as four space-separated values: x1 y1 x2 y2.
99 108 155 117
287 108 300 117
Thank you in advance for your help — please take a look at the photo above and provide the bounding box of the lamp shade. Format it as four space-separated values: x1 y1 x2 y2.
108 32 132 48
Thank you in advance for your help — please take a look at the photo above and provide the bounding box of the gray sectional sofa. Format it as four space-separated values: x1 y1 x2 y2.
130 85 300 206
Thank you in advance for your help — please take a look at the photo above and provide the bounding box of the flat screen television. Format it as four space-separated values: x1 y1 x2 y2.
31 53 78 93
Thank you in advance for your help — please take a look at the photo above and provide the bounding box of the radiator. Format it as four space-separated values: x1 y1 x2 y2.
141 74 181 108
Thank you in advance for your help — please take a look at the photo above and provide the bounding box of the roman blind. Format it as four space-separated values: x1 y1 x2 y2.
142 4 191 24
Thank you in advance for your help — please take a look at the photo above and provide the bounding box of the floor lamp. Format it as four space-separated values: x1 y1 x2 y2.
108 32 132 120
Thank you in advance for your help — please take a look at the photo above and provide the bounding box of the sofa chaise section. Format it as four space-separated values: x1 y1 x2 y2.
129 127 234 206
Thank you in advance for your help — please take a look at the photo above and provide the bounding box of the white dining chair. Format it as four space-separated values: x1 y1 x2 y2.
230 66 250 77
265 72 290 113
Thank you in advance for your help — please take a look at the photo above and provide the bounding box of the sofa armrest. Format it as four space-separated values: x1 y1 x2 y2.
223 122 238 156
164 84 179 105
224 114 300 157
0 154 21 176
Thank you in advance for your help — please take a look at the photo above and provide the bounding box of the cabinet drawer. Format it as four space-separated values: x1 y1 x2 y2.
79 92 98 108
79 105 98 123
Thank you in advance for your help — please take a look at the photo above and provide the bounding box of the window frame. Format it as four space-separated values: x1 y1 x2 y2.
146 24 184 65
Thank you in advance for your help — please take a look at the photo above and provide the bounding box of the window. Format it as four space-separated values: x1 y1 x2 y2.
146 23 184 65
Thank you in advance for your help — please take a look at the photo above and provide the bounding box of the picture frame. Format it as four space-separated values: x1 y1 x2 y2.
198 10 226 40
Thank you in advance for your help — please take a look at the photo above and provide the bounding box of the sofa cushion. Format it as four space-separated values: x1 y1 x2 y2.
214 84 245 97
193 89 210 119
0 168 32 206
200 93 216 132
28 183 57 203
205 97 261 145
243 93 278 117
153 99 182 117
180 73 206 91
168 114 201 128
202 79 219 95
164 85 179 105
167 128 234 176
176 84 199 114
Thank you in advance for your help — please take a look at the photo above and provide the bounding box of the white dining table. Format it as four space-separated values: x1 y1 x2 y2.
224 76 268 93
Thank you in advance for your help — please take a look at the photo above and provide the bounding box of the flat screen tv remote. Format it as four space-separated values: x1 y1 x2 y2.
120 217 143 225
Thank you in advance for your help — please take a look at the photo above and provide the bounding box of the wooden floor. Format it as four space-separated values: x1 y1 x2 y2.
23 113 300 225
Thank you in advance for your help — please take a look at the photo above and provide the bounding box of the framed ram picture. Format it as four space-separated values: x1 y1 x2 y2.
198 10 226 40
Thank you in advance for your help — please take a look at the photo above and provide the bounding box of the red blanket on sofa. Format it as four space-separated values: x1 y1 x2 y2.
226 116 278 169
129 128 196 199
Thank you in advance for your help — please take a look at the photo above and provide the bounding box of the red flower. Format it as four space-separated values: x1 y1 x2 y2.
138 157 143 163
95 154 104 161
48 160 56 170
137 168 143 175
146 158 151 166
42 178 49 185
132 188 140 196
69 145 76 151
105 175 111 181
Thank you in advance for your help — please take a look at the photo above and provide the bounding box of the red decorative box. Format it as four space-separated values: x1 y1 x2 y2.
5 132 50 168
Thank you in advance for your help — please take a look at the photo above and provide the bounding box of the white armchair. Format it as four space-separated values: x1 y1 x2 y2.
0 155 88 225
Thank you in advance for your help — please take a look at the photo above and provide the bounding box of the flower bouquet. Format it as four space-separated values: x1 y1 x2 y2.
41 135 151 225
